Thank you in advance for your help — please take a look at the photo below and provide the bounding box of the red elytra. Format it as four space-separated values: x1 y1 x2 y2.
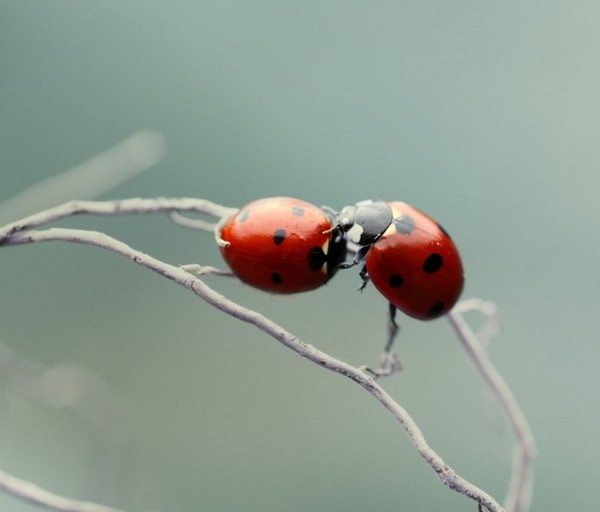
365 201 464 320
219 197 346 294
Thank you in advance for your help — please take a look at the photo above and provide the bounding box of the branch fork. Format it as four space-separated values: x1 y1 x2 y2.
0 198 535 512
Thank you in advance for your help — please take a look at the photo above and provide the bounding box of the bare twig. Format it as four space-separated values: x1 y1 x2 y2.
3 225 505 512
448 302 536 512
0 198 236 244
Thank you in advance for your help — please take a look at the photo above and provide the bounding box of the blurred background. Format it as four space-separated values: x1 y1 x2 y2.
1 1 599 511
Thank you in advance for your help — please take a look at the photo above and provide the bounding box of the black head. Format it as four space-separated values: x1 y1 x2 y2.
335 200 393 246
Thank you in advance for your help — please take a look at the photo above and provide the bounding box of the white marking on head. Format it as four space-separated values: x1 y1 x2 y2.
347 224 365 244
321 239 329 274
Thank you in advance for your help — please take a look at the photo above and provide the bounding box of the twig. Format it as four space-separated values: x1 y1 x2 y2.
3 225 505 512
447 303 536 512
0 197 236 244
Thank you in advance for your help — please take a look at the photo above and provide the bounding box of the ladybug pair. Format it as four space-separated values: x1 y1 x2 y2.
217 197 464 321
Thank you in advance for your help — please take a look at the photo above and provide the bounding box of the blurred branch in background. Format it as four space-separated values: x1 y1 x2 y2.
0 341 138 508
0 134 165 512
0 467 126 512
0 129 167 225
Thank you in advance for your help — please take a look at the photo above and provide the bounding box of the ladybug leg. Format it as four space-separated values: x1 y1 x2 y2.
384 302 400 355
339 251 371 292
360 303 403 379
358 263 370 291
338 245 369 270
378 303 403 375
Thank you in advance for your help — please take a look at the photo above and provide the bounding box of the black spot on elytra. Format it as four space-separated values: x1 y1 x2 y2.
307 246 326 271
238 209 250 222
393 215 416 235
273 229 286 245
292 206 305 216
271 272 283 284
423 253 443 273
389 274 404 287
426 302 445 318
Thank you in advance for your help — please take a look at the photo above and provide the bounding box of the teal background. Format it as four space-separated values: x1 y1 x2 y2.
1 1 599 511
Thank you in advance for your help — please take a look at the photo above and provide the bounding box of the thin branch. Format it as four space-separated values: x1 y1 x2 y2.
448 304 536 512
4 226 505 512
0 198 237 244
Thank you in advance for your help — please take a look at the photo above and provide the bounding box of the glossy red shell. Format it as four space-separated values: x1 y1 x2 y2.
365 201 464 320
219 197 344 294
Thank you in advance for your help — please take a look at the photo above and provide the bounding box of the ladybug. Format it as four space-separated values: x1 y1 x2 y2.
336 200 464 320
218 197 346 294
